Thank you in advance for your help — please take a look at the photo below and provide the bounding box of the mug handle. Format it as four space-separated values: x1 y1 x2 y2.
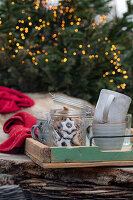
103 94 115 123
31 125 39 140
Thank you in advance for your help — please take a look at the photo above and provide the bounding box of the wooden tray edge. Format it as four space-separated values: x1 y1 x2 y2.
25 151 133 168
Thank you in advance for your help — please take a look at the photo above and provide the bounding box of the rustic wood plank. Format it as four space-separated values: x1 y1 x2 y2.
0 153 31 162
20 177 133 199
51 145 133 163
25 138 51 163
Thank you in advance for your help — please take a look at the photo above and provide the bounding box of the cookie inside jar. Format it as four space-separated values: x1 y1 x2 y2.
50 107 86 147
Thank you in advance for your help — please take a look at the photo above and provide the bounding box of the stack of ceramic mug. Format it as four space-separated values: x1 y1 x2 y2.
92 89 132 150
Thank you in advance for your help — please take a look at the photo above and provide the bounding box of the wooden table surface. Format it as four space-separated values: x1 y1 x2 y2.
1 153 133 199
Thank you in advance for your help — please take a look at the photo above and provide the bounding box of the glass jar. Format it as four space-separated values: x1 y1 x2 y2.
49 109 86 147
123 114 132 146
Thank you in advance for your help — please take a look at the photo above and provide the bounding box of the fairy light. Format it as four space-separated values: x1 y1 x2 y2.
25 28 28 33
16 43 20 47
121 84 126 89
29 22 32 26
62 58 67 62
36 50 40 54
20 28 24 31
82 50 85 55
123 71 127 74
110 79 114 83
112 71 115 75
34 62 38 65
64 48 67 53
123 75 128 79
42 36 45 41
18 46 24 49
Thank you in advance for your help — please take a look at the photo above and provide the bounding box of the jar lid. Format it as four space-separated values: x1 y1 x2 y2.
50 93 93 116
50 109 86 117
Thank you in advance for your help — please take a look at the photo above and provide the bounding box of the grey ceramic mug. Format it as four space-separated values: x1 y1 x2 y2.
92 122 126 150
31 119 50 145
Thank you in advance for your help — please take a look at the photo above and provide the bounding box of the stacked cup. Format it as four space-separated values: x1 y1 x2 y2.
92 89 132 150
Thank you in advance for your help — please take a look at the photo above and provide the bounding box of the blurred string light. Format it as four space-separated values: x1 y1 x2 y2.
103 43 128 90
0 0 128 89
0 18 2 25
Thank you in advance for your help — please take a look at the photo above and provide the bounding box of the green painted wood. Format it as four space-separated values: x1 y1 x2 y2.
51 146 133 163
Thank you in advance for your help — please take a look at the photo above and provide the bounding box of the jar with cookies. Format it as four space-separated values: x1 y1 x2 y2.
49 107 86 147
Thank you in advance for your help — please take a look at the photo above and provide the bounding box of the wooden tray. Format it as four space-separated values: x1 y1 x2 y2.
25 138 133 168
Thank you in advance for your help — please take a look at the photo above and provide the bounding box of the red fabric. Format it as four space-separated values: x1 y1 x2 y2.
0 86 34 114
0 112 36 153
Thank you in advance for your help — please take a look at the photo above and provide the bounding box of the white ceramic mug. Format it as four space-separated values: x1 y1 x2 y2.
92 122 126 150
94 89 131 123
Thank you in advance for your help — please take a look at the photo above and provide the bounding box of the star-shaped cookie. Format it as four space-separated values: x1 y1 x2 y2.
61 118 77 133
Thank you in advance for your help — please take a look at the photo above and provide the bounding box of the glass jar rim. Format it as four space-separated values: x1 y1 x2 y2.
50 109 86 117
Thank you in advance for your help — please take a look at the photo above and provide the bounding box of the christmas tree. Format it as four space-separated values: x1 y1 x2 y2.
0 0 129 103
108 0 133 115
